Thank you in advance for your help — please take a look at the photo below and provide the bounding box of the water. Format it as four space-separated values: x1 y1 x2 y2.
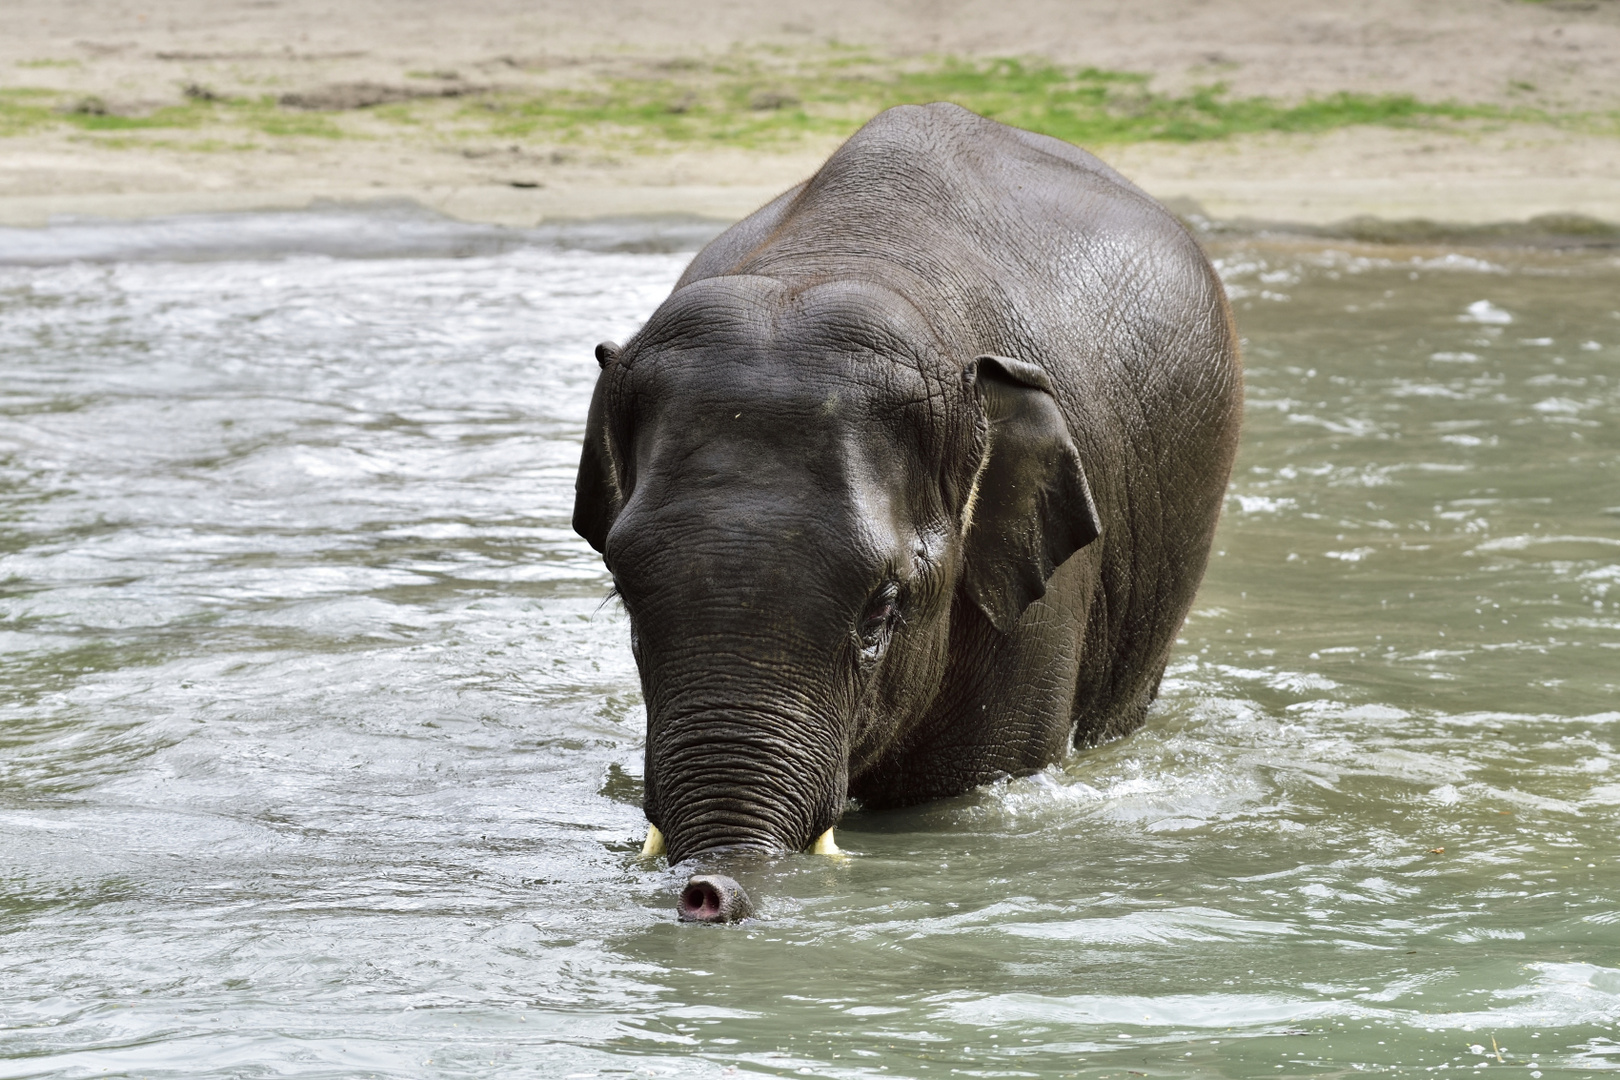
2 211 1617 1078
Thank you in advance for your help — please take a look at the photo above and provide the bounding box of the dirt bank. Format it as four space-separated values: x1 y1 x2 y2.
2 0 1617 229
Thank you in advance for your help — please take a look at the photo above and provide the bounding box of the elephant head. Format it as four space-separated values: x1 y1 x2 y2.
573 275 1099 863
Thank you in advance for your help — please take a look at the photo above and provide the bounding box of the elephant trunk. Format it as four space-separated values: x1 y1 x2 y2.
645 704 847 864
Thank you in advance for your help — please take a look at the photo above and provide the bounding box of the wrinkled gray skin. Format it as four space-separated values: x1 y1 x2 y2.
574 103 1242 865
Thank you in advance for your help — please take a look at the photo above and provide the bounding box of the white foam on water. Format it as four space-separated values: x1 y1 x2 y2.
1460 299 1515 324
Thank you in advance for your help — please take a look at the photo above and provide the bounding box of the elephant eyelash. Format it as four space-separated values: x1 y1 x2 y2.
858 583 905 653
865 598 903 629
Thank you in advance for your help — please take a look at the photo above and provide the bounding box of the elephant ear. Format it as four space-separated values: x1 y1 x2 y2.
572 342 626 556
960 355 1101 634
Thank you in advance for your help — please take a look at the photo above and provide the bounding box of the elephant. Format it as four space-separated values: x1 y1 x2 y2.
573 102 1242 873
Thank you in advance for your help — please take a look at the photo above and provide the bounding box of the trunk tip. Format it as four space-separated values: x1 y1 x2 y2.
677 874 753 923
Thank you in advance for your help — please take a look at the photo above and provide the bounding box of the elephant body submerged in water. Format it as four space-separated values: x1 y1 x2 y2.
574 103 1242 870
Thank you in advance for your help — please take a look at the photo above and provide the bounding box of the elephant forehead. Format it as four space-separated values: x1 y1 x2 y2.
610 422 903 598
641 363 895 445
616 388 911 563
633 395 872 499
631 274 947 375
625 336 936 482
615 275 964 525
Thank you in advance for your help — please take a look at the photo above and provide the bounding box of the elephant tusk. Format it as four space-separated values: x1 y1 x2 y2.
809 828 840 855
641 824 666 858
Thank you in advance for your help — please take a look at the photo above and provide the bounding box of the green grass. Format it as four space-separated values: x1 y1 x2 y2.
62 100 214 132
0 53 1613 152
885 61 1514 142
469 55 1556 151
0 88 65 136
0 90 347 141
235 97 347 138
0 91 215 136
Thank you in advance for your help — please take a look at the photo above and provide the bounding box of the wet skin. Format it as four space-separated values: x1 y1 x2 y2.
574 102 1243 865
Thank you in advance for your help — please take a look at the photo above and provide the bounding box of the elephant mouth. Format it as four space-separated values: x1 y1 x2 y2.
647 748 845 863
644 823 841 860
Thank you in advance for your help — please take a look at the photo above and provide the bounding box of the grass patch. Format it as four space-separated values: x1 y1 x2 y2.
0 53 1612 153
212 96 350 139
245 111 348 138
0 88 63 136
468 54 1552 152
60 100 214 132
0 87 351 142
369 102 424 127
880 61 1513 143
79 135 263 152
0 92 222 138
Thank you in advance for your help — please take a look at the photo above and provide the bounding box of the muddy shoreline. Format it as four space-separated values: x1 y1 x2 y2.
3 0 1618 232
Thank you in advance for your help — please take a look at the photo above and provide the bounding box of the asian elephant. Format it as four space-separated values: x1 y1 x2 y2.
573 102 1242 868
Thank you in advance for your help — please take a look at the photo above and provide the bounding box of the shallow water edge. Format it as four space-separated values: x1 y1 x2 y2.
1 198 1615 270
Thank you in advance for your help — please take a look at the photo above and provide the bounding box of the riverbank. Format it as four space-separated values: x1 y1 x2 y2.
4 124 1617 235
3 0 1618 231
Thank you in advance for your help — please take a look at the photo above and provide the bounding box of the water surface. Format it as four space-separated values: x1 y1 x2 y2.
2 213 1618 1078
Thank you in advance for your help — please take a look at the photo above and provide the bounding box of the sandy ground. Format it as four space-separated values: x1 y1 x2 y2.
3 0 1619 229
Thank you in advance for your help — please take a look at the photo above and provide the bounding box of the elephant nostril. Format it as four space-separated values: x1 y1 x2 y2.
681 881 720 919
676 874 753 923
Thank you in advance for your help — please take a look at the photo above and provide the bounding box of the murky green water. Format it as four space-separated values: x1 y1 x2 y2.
2 212 1617 1078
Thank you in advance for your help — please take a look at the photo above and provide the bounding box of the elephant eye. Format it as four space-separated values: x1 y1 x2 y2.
858 582 902 653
